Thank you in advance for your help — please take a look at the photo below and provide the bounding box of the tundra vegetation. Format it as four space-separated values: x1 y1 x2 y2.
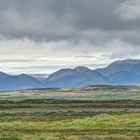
0 85 139 140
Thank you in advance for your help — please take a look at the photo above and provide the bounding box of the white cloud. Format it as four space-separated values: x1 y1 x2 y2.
116 0 140 21
0 38 140 74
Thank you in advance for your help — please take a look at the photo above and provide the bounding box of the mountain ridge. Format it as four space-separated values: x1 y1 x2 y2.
0 73 44 91
45 59 140 88
0 59 140 91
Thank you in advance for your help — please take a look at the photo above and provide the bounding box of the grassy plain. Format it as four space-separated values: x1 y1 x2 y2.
0 85 139 140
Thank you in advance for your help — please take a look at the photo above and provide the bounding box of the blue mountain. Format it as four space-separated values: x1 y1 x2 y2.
97 59 140 76
45 59 140 87
0 59 140 91
0 72 44 91
102 59 140 85
45 66 109 88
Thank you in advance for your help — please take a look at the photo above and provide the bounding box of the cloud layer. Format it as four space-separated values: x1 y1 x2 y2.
0 0 140 74
116 0 140 21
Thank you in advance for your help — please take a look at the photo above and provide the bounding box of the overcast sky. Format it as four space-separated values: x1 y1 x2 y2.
0 0 140 74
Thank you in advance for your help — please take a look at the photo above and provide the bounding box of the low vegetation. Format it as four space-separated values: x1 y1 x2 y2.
0 86 139 140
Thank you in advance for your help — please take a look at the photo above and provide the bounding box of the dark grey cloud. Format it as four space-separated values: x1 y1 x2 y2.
0 0 140 44
1 0 140 74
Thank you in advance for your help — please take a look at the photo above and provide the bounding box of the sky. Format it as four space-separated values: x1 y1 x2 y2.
0 0 140 74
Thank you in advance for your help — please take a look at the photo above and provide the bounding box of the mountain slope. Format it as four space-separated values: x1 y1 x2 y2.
0 73 44 91
45 59 140 88
97 59 140 85
1 59 140 90
97 59 140 76
45 66 109 88
108 71 140 85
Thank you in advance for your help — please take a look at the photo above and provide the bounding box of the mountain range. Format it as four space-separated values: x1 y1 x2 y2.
0 59 140 91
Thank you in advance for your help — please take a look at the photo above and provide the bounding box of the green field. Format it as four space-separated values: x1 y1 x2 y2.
0 86 140 140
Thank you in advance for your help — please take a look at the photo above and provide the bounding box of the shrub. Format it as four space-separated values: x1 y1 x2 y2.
0 136 21 140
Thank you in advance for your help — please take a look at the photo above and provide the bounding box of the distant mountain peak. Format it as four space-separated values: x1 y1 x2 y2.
74 66 91 72
112 59 140 65
0 71 9 76
1 59 140 90
0 72 44 91
18 73 28 77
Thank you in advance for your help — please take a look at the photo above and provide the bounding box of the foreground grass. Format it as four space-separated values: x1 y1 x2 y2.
0 113 140 140
0 98 139 140
0 86 139 139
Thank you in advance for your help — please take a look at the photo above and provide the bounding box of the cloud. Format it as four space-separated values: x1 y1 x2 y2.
0 0 139 43
0 38 140 74
0 0 140 74
0 0 76 41
116 0 140 21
